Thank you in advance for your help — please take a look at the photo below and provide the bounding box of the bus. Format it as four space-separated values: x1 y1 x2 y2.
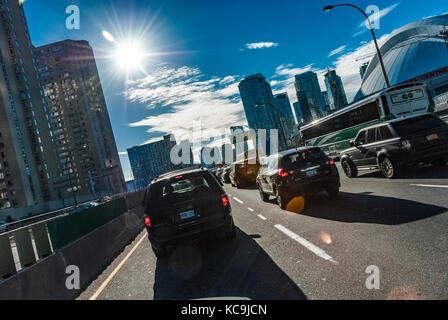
299 82 433 158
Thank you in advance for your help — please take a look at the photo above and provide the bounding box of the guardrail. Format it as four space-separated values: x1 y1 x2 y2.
0 190 145 283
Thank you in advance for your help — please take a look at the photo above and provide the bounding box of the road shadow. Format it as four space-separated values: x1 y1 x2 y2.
357 164 448 180
152 228 306 300
293 192 447 225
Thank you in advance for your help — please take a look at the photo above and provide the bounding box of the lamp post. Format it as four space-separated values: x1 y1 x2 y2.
255 102 289 150
324 4 391 88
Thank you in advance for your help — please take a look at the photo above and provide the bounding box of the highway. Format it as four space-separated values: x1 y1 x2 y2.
78 163 448 300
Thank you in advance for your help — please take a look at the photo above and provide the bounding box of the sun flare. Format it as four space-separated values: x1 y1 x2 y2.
114 42 144 71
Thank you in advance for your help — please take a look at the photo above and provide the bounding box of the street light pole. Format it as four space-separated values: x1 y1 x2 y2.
324 3 391 88
255 102 289 150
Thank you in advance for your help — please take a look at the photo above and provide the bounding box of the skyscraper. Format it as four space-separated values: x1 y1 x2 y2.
127 134 191 190
0 1 63 216
238 73 286 153
324 69 348 111
274 93 299 146
34 40 126 199
359 63 369 80
292 102 302 123
294 71 326 120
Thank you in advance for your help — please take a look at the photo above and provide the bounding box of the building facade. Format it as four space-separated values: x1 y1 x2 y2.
324 69 348 111
238 73 286 154
34 40 126 199
274 93 299 147
294 71 327 121
128 134 193 190
0 0 63 217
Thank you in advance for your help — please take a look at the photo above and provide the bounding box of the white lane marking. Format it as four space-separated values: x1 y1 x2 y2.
89 233 147 300
274 224 338 265
232 197 244 204
257 214 267 220
411 184 448 189
247 207 254 212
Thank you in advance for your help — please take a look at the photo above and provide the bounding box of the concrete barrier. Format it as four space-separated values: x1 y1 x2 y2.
124 190 145 210
0 206 145 300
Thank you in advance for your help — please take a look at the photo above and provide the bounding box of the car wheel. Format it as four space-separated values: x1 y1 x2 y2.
379 156 399 179
341 159 358 178
152 245 168 258
275 187 287 210
327 186 340 197
225 219 237 240
257 183 269 202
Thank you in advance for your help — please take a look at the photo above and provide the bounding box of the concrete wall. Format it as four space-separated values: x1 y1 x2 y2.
0 206 145 300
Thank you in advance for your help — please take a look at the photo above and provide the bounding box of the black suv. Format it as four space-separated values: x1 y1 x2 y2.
256 147 341 209
340 114 448 179
142 167 236 257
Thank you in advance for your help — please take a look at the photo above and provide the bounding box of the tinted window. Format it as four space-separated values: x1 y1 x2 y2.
378 126 393 140
355 130 366 145
147 172 220 206
366 128 376 144
391 115 447 136
282 148 326 169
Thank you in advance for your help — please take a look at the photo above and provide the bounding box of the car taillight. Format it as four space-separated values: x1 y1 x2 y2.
144 216 152 228
328 158 335 165
221 195 229 208
278 169 289 177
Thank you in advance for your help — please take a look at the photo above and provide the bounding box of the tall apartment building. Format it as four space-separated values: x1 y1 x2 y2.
128 134 193 190
0 0 62 216
274 93 299 146
34 40 126 199
238 73 286 154
324 69 348 111
294 71 327 120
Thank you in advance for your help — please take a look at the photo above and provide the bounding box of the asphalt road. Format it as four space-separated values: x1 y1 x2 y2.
78 163 448 300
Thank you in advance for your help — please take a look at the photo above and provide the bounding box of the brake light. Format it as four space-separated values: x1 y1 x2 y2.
175 175 183 179
278 169 289 177
221 195 229 208
329 159 335 165
144 216 152 228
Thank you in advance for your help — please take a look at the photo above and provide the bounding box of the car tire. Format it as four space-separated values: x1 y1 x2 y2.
225 219 237 240
152 245 168 258
257 184 269 202
379 156 399 179
275 187 287 210
327 186 340 197
341 159 358 178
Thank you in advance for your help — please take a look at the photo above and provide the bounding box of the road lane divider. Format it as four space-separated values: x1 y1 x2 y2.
411 184 448 189
274 224 338 265
232 197 244 204
89 232 147 300
257 214 267 221
247 208 254 212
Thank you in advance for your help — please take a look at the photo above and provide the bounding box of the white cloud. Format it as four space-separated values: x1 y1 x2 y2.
354 2 400 37
245 42 279 49
124 65 246 151
328 45 347 57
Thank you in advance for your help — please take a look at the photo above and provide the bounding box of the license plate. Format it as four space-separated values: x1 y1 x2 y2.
306 169 318 177
427 134 438 141
179 209 195 220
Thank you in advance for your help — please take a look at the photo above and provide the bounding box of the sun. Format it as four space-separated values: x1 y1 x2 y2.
114 42 144 71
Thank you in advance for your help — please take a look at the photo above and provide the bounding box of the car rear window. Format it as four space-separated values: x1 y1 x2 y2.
391 115 446 136
282 148 326 169
147 171 221 206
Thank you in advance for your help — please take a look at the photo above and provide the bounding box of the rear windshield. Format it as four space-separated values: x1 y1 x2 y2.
391 115 446 136
282 148 327 169
147 171 221 206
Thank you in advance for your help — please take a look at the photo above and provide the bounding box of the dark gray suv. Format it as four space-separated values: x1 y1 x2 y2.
340 114 448 179
142 167 236 257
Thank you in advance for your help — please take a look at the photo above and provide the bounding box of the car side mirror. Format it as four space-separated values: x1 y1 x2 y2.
349 139 355 147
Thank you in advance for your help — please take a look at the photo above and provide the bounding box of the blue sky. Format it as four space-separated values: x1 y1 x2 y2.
23 0 448 180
